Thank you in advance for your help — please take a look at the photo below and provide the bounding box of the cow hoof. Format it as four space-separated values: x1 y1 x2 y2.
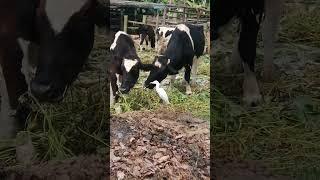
242 72 262 107
243 94 262 107
114 104 122 114
16 132 35 165
190 80 197 87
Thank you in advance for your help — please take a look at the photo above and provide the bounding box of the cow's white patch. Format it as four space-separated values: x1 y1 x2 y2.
154 60 162 68
0 63 17 139
167 59 171 65
18 38 37 91
116 73 121 86
110 83 114 106
123 59 138 72
110 31 128 50
157 27 175 39
176 24 194 51
45 0 87 34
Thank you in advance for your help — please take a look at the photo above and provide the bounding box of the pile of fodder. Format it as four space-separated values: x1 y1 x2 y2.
211 6 320 178
280 3 320 48
110 109 210 179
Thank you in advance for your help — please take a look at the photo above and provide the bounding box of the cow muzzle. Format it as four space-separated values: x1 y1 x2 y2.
30 81 65 102
119 87 130 94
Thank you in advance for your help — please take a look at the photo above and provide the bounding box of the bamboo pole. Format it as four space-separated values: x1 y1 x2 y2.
162 7 167 25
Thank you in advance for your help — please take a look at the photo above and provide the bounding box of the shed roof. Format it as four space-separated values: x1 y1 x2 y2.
110 0 210 11
110 0 166 10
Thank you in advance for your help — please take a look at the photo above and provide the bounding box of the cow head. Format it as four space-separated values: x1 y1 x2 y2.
211 0 237 40
143 55 178 89
118 57 142 94
29 0 107 102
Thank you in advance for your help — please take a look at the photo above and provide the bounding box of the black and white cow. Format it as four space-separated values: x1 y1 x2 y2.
138 24 156 51
109 31 149 105
155 26 175 54
212 0 283 106
0 0 107 139
144 24 205 95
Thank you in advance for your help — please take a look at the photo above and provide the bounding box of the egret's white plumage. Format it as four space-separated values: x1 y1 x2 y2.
150 80 170 105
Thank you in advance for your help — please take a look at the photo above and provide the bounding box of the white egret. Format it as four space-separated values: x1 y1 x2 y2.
150 80 170 105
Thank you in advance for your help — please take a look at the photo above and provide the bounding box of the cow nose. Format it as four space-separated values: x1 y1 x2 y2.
30 81 51 98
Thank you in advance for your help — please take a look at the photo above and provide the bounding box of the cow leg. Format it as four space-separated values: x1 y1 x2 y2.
239 13 262 106
191 56 200 86
150 34 156 49
0 41 29 138
169 75 176 89
145 36 149 46
0 66 17 138
184 65 192 95
227 34 243 74
110 73 119 103
262 0 283 82
139 33 147 51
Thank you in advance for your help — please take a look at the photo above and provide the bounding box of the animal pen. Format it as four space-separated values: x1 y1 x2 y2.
110 0 210 52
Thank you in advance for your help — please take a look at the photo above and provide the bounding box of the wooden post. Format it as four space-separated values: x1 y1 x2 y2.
197 9 200 22
155 10 160 50
142 15 147 24
183 7 187 22
120 10 124 31
162 7 167 25
156 10 160 30
123 15 128 33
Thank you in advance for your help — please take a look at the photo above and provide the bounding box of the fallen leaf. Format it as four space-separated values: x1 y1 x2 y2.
157 155 170 164
117 171 125 180
110 150 121 162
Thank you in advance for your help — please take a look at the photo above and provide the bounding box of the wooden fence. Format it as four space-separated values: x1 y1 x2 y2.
110 0 210 53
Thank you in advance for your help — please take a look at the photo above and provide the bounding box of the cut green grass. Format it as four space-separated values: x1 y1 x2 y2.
112 50 210 120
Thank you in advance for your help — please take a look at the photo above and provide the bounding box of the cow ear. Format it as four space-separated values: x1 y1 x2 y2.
93 1 108 28
140 63 155 71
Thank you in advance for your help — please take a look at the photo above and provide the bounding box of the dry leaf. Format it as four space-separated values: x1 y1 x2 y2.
116 171 125 180
157 155 170 164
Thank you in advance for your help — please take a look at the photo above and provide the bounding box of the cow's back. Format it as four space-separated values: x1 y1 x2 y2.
186 24 205 58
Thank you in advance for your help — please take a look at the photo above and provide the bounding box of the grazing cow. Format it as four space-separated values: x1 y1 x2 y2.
109 31 148 105
144 24 205 95
155 26 175 54
212 0 283 106
138 24 155 51
0 0 107 139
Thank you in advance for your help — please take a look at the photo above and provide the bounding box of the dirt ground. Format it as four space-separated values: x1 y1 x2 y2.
110 109 209 179
0 109 296 180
